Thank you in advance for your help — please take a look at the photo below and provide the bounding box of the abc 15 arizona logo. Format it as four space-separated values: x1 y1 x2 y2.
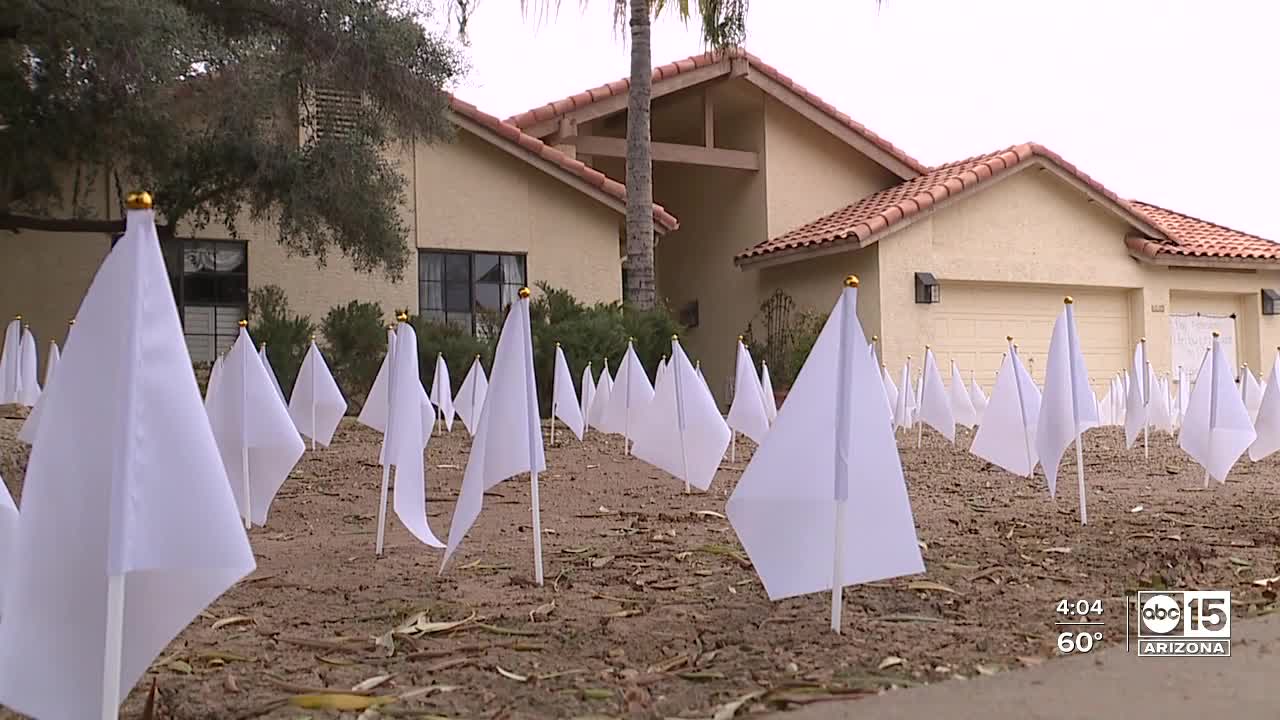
1136 590 1231 657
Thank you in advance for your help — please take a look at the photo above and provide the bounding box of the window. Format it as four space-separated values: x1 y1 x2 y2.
180 240 249 362
418 250 527 334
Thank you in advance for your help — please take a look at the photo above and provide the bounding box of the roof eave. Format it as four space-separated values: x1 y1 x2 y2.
1126 249 1275 271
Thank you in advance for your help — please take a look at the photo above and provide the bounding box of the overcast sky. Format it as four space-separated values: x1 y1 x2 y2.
427 0 1277 242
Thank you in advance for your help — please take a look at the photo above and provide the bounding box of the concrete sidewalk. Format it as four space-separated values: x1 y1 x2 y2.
772 612 1279 720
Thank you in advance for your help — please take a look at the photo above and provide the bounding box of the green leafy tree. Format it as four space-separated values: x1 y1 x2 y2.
1 0 464 278
320 299 387 410
248 284 316 396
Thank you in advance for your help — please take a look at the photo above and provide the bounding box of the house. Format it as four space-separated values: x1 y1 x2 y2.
0 96 676 368
508 48 1280 399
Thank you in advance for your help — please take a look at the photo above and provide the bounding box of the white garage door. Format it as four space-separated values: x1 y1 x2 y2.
929 282 1131 397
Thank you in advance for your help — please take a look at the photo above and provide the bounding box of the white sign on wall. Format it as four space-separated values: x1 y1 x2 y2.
1170 313 1237 378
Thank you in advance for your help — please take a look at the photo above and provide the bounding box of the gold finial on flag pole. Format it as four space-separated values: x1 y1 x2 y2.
238 319 248 327
125 191 153 210
844 274 859 287
872 335 878 342
396 312 408 322
1064 296 1074 304
69 319 75 326
1006 335 1014 342
311 334 316 341
13 314 20 320
672 334 678 341
1140 337 1146 343
555 341 560 347
518 287 531 299
1212 331 1220 338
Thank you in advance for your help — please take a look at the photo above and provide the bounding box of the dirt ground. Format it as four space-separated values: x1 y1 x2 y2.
1 415 1279 720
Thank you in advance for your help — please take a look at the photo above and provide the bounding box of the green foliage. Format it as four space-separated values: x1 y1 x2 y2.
1 0 465 278
248 285 316 396
320 299 387 411
410 315 494 396
742 308 826 390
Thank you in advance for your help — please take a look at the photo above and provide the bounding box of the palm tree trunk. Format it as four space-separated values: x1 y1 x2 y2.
624 0 656 310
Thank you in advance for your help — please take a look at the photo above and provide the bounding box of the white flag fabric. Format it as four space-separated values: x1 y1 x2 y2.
552 344 585 441
0 471 15 608
969 373 989 424
443 296 545 570
259 345 287 407
1124 342 1150 448
760 361 779 424
206 327 305 526
656 356 669 385
1180 339 1255 483
894 360 916 430
16 327 40 407
882 365 899 420
949 360 978 429
453 356 489 436
727 282 923 601
971 348 1041 477
587 360 613 431
727 340 770 444
1249 351 1280 461
44 340 60 386
631 338 731 491
1148 371 1175 434
358 329 432 462
1099 386 1115 426
0 206 255 720
386 323 445 548
1035 304 1098 498
205 354 224 411
1242 366 1264 422
918 349 955 442
599 343 654 439
431 353 455 431
19 332 73 447
579 363 595 429
697 362 708 389
0 319 19 404
1176 367 1190 426
288 341 348 447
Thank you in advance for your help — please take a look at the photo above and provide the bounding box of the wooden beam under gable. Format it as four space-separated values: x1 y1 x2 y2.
566 135 759 171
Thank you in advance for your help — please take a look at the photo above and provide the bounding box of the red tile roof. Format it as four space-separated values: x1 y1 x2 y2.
448 96 678 232
735 143 1159 264
505 48 928 177
1126 202 1280 262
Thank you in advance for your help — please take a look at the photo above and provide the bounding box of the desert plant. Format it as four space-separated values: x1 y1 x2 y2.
321 300 388 413
248 285 315 396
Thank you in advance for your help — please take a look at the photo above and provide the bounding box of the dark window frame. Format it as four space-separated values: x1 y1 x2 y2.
418 249 527 335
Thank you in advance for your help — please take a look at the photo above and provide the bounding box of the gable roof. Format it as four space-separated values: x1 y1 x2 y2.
448 96 678 233
735 143 1167 267
1125 202 1280 264
505 48 928 179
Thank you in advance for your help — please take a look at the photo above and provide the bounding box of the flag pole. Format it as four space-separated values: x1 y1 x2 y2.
239 320 251 530
673 336 692 495
917 347 929 449
1064 298 1088 525
376 321 400 556
520 289 545 586
1008 339 1035 478
831 275 858 634
310 337 317 452
1141 338 1150 460
625 338 634 456
1206 333 1220 487
550 346 557 446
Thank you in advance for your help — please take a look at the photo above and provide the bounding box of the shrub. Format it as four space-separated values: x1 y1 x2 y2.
321 300 388 413
410 315 495 396
248 285 315 397
741 291 827 390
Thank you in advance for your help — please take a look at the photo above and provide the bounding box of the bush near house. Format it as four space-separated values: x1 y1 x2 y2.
741 290 827 393
411 314 495 398
320 300 388 413
248 285 317 397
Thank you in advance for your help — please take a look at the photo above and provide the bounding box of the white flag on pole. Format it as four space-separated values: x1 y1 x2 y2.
894 359 916 430
881 364 899 421
918 348 955 442
386 322 445 548
760 361 778 424
443 292 546 581
552 344 585 441
358 328 432 461
258 344 287 408
969 372 988 424
971 344 1040 477
727 277 923 632
19 327 74 447
288 340 348 447
16 326 40 407
431 353 455 431
1248 350 1280 461
1148 370 1175 434
206 325 305 527
587 359 613 431
599 342 654 443
579 362 595 429
0 471 16 609
949 360 978 429
1180 336 1255 483
1242 365 1264 422
44 340 61 387
1035 300 1098 519
1124 341 1150 449
453 355 489 436
0 318 19 404
0 202 255 720
727 338 770 444
205 355 224 411
632 337 731 492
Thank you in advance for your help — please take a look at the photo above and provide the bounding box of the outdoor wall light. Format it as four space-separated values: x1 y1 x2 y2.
915 272 940 304
1262 288 1280 316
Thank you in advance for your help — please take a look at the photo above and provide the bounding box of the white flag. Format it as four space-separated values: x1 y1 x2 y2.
552 344 585 441
882 364 899 420
19 330 74 447
288 341 348 447
1180 338 1255 483
760 361 778 424
1148 369 1175 434
358 328 431 461
894 359 915 430
918 348 955 442
1249 350 1280 461
1124 341 1150 448
386 323 445 548
44 340 61 386
949 360 978 429
0 471 16 609
0 318 19 404
206 326 305 527
431 353 455 431
0 204 255 720
258 344 287 408
969 372 988 424
453 355 489 436
971 346 1040 477
632 338 731 491
587 359 613 430
727 279 923 610
727 339 770 444
1242 366 1264 422
1035 301 1098 508
205 355 224 411
599 342 654 440
1176 367 1190 425
443 295 546 576
579 362 595 428
16 326 40 407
